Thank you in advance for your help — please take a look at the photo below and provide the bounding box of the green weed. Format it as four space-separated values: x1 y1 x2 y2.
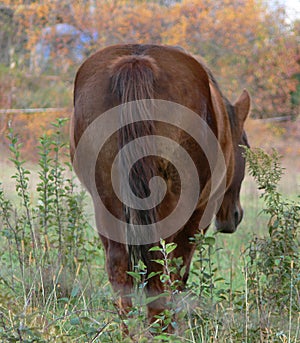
0 124 298 342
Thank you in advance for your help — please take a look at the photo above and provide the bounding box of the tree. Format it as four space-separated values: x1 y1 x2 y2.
163 0 300 117
0 0 299 118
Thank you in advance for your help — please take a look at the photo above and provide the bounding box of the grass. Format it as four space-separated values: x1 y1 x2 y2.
0 121 299 342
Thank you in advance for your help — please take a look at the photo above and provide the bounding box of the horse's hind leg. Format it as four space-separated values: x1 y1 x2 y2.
141 249 173 331
146 271 167 321
145 272 176 334
104 239 133 315
170 209 209 288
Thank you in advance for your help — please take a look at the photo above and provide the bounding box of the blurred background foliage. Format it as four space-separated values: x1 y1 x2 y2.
0 0 299 116
0 0 299 160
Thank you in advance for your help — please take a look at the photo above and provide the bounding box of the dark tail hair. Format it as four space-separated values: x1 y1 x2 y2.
110 55 160 270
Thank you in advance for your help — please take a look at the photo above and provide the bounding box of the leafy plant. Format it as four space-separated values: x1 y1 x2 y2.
243 147 300 340
0 124 299 342
0 119 103 341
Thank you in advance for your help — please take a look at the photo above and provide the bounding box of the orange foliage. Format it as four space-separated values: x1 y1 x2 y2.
1 110 70 161
164 0 300 115
0 0 299 159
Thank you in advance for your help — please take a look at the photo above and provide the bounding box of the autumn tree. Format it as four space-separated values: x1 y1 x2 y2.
0 0 299 118
163 0 299 117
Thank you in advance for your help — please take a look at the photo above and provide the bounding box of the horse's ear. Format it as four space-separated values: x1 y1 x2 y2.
234 89 250 133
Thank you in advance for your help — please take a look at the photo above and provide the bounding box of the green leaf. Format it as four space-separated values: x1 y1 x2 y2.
152 259 165 266
159 238 166 248
71 285 80 298
205 237 215 246
137 260 146 270
127 271 142 281
180 265 186 278
145 292 167 305
70 317 80 325
149 246 162 252
165 243 177 255
147 271 162 279
58 297 69 303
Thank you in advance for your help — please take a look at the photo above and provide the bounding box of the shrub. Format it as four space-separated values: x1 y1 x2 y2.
0 124 298 342
243 148 299 340
0 119 103 341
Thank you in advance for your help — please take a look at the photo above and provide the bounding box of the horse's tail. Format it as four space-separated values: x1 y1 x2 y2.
109 55 160 271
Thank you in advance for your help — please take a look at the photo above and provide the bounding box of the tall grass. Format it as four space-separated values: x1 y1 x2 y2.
0 121 299 342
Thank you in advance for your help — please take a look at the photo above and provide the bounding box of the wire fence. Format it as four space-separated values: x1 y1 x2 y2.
0 108 70 115
0 108 296 121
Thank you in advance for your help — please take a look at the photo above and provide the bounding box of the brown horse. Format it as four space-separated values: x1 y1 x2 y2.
70 44 250 324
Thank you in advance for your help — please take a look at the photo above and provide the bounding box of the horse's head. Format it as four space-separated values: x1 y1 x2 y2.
215 90 250 233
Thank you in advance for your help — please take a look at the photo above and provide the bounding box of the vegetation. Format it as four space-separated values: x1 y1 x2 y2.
0 121 298 342
0 0 299 118
0 1 299 341
1 0 299 160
